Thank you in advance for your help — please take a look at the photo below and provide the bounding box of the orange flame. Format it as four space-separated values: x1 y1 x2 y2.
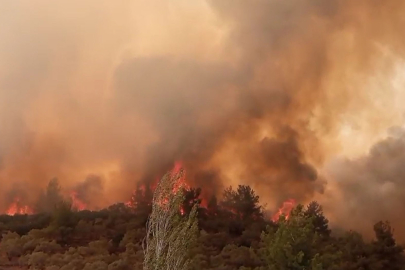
171 161 189 192
125 184 148 208
5 197 33 216
125 161 190 212
272 199 296 222
70 191 87 211
200 198 208 208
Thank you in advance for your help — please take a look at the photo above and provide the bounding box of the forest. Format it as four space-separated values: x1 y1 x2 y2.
0 175 404 270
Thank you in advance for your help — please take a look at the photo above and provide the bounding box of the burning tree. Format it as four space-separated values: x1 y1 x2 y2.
143 166 198 270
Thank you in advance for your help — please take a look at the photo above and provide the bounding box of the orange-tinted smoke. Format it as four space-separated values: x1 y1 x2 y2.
0 1 405 238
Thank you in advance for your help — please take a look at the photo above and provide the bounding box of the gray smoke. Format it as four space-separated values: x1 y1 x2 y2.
0 1 405 238
322 127 405 239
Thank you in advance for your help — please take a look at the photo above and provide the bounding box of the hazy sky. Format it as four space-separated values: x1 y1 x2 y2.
1 0 405 238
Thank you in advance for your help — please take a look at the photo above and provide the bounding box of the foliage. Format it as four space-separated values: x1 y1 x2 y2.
261 205 318 270
0 182 404 270
143 168 199 270
36 178 65 213
220 185 263 222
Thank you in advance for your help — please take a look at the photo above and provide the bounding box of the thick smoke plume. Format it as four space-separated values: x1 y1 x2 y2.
321 127 405 239
1 1 405 237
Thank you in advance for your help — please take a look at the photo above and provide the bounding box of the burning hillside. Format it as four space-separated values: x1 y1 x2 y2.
1 0 405 237
2 161 296 223
5 197 33 216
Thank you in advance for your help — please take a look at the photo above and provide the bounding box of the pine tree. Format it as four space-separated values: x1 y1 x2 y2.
370 221 404 270
220 185 263 221
304 201 331 238
261 205 317 270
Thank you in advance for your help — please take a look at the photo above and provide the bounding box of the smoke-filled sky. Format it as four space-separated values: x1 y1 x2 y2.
1 0 405 238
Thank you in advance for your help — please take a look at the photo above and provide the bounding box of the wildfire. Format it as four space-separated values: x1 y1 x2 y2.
125 161 191 215
124 200 133 208
70 191 87 211
125 184 149 208
171 161 189 191
5 197 33 216
272 199 296 222
3 161 272 218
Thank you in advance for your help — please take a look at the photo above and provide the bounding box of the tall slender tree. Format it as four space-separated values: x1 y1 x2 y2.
36 178 64 213
143 168 198 270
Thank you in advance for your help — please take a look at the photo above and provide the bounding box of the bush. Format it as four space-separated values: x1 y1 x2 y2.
34 240 63 254
28 251 48 269
46 266 60 270
0 232 23 260
108 259 132 270
83 260 108 270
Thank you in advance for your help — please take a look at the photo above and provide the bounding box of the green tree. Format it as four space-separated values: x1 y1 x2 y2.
304 201 330 238
207 195 219 216
51 200 76 228
370 221 404 270
211 244 262 269
36 178 64 213
143 168 198 270
130 183 153 216
182 188 202 216
260 205 319 270
336 231 371 270
220 185 263 221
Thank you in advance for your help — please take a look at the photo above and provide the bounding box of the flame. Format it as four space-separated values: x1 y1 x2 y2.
125 183 149 208
125 161 191 215
172 160 183 175
126 161 185 208
5 197 34 216
70 191 87 211
200 198 208 208
171 161 189 193
272 199 296 222
167 161 189 214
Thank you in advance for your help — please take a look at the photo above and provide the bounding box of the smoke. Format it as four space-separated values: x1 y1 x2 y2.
71 175 105 210
1 0 405 237
322 127 405 239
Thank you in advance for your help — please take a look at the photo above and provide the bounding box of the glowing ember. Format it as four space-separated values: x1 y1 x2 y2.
272 199 296 222
70 191 87 211
5 197 33 216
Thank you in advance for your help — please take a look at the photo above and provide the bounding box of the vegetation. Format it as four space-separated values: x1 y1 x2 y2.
0 176 404 270
143 168 198 270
